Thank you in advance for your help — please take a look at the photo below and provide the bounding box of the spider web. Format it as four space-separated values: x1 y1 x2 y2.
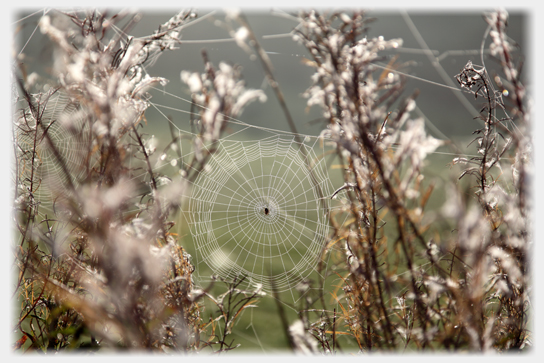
14 91 91 215
185 135 336 293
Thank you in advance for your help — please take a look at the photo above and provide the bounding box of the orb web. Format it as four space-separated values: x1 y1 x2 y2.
188 135 334 293
15 91 90 213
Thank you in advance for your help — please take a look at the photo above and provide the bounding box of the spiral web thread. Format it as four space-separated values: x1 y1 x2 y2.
185 135 336 294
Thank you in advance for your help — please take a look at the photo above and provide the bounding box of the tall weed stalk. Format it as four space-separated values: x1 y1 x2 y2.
291 9 530 352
